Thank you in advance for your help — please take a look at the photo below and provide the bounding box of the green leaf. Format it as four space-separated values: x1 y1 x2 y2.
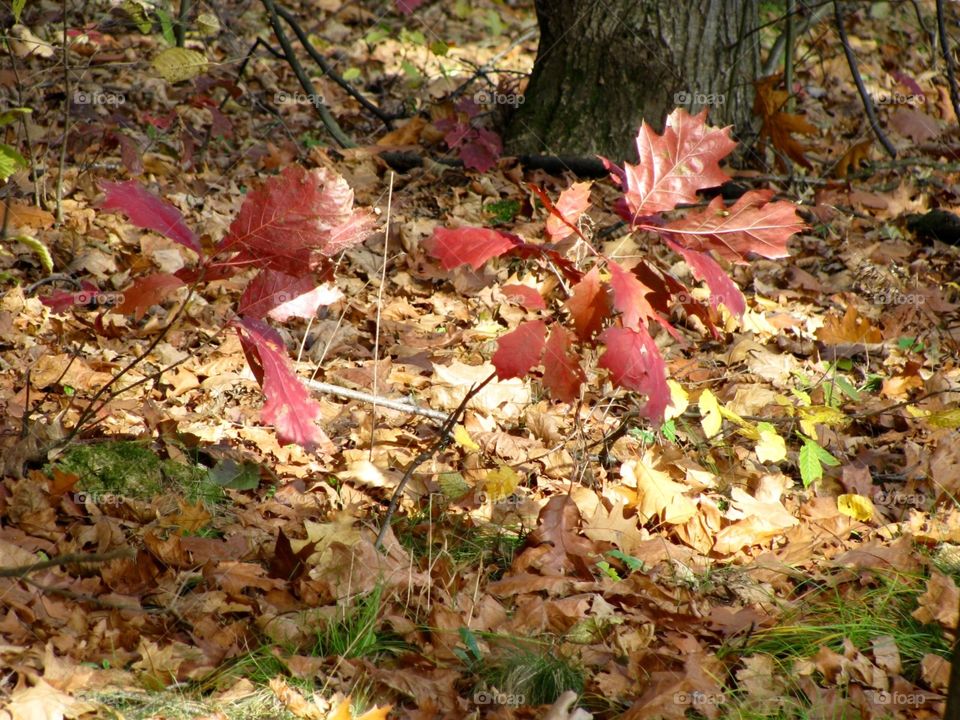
12 0 26 22
13 234 53 272
608 549 644 573
458 627 482 661
156 7 176 46
0 107 32 128
342 67 361 82
595 561 620 581
364 26 390 45
834 376 860 401
812 441 841 467
660 418 677 443
0 144 27 181
207 458 260 490
798 441 822 487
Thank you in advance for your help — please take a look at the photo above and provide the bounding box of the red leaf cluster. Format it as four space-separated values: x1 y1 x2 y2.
426 109 805 422
90 165 374 448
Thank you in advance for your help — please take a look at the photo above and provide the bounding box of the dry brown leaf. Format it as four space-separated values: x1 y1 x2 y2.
816 305 882 344
621 457 696 525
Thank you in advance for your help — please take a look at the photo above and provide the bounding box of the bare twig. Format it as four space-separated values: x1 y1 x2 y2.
261 0 354 149
936 0 960 122
374 371 497 550
273 3 398 127
303 378 447 422
0 548 134 578
833 0 896 158
369 172 395 459
55 0 71 224
175 0 191 47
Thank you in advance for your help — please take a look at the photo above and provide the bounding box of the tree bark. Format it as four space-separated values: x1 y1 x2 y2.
505 0 760 163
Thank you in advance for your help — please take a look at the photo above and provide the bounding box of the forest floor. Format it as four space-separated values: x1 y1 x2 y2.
1 1 960 719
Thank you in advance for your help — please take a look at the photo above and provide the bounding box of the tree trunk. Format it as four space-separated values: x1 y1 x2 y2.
505 0 760 163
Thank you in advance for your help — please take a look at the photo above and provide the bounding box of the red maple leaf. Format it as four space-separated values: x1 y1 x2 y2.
233 316 334 452
116 273 186 321
219 166 375 274
606 109 736 222
664 239 746 316
100 180 200 253
458 128 502 173
565 268 611 341
39 281 102 312
492 320 547 379
661 190 804 262
239 269 342 322
427 227 520 270
608 261 657 331
542 326 584 403
501 284 546 310
598 325 669 421
544 181 592 242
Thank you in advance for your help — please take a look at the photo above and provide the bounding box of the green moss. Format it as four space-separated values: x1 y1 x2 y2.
51 440 211 503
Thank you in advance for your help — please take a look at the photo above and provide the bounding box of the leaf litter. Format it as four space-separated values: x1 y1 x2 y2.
1 1 960 719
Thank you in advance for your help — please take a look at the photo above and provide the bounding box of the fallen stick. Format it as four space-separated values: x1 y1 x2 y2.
303 378 448 422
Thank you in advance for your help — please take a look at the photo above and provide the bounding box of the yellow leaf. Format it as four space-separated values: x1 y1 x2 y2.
356 705 393 720
927 407 960 429
327 697 353 720
755 423 787 463
665 379 688 420
699 389 722 438
482 465 520 502
152 47 208 83
438 471 470 499
719 405 747 427
798 405 850 436
622 458 696 525
837 494 874 522
453 424 480 451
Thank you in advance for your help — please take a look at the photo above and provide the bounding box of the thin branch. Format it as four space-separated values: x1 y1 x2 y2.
833 0 897 158
0 548 134 578
374 371 497 550
273 3 399 126
936 0 960 122
66 282 200 444
303 378 448 422
175 0 191 48
261 0 355 149
55 0 71 224
369 172 395 460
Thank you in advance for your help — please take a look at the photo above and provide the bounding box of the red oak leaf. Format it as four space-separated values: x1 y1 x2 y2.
427 227 519 270
239 269 343 322
542 325 585 403
233 316 334 452
598 325 670 421
609 261 656 331
664 239 746 316
501 284 546 310
545 181 592 241
100 180 200 253
116 273 186 321
492 320 547 379
662 190 804 262
606 109 736 222
219 166 375 275
565 267 611 341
